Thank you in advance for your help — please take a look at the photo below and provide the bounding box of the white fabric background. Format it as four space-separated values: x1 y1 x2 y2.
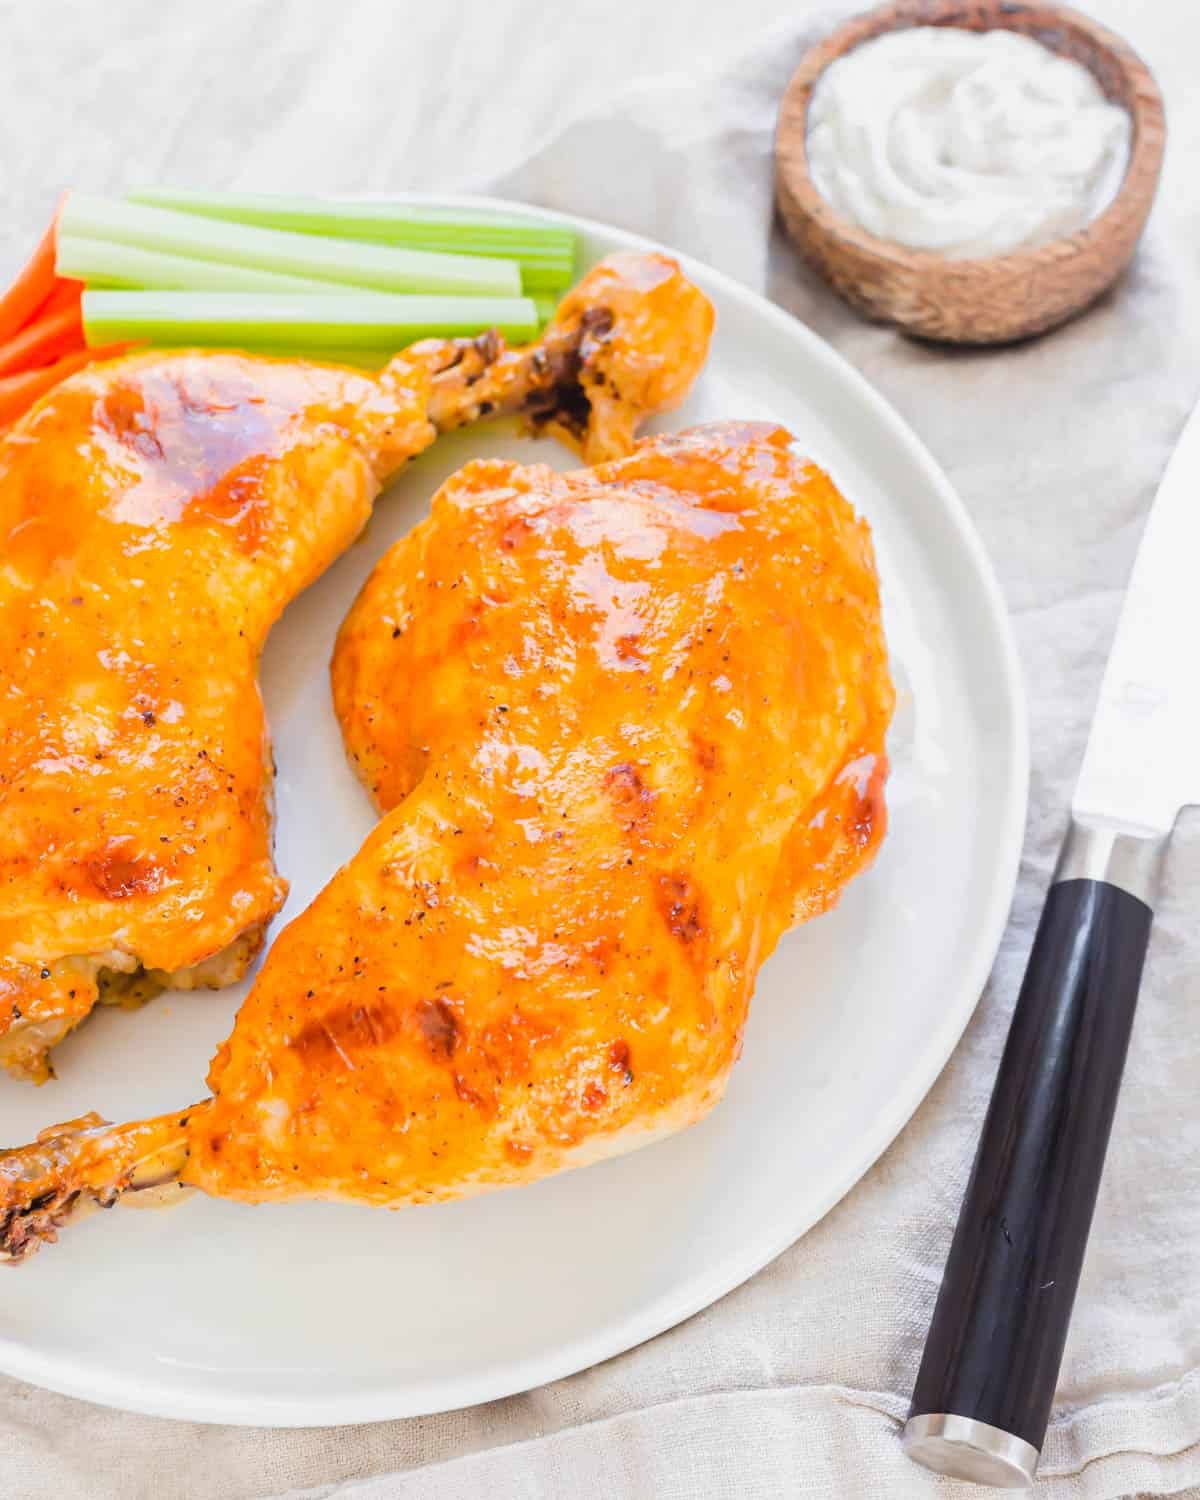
1 1 1199 1495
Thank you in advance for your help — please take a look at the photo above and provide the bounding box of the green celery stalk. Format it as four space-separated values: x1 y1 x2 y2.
519 266 573 293
82 290 540 350
127 189 576 291
58 236 359 293
61 193 521 296
531 294 559 324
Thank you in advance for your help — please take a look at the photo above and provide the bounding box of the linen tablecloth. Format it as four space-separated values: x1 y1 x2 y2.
2 2 1198 1495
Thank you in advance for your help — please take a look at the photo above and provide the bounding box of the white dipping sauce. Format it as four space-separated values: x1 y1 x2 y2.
806 27 1131 258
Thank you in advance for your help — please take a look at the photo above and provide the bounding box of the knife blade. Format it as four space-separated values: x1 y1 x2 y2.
902 398 1200 1490
1075 396 1200 835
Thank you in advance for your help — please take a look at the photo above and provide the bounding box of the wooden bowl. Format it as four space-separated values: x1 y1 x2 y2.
774 1 1165 343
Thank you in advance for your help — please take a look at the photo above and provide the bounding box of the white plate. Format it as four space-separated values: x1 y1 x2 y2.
0 201 1028 1425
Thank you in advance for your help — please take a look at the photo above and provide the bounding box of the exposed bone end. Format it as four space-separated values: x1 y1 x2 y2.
420 252 714 463
531 252 715 464
0 1106 201 1263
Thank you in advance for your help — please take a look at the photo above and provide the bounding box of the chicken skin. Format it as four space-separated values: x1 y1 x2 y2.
0 252 713 1082
0 421 892 1257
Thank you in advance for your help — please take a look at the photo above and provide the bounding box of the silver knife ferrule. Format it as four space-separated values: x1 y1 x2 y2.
1054 817 1169 906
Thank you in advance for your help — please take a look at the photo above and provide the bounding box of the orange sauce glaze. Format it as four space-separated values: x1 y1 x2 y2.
0 350 434 1054
187 421 894 1206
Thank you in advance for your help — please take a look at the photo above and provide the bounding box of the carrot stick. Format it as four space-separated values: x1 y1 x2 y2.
0 350 95 422
0 341 133 426
0 214 61 344
37 278 84 318
0 303 84 377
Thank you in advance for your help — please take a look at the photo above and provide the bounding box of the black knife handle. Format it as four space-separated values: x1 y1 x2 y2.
903 819 1166 1489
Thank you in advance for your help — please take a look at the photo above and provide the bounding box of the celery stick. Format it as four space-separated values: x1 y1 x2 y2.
82 290 539 350
531 294 559 324
58 236 356 293
520 266 573 293
61 194 521 297
128 189 576 290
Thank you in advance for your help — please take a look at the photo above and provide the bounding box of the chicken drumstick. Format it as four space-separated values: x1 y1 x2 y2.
0 253 712 1081
0 421 892 1259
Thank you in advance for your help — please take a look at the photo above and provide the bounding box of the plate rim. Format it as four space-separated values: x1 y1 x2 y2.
0 195 1029 1426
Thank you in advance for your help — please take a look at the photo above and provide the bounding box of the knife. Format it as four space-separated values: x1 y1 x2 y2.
902 397 1200 1489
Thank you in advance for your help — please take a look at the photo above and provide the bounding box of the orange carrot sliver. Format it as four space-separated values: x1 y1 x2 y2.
0 303 84 377
0 341 133 427
0 209 61 345
36 277 84 319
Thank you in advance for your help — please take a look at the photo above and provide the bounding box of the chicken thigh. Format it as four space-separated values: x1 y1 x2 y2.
0 252 712 1080
0 421 891 1257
